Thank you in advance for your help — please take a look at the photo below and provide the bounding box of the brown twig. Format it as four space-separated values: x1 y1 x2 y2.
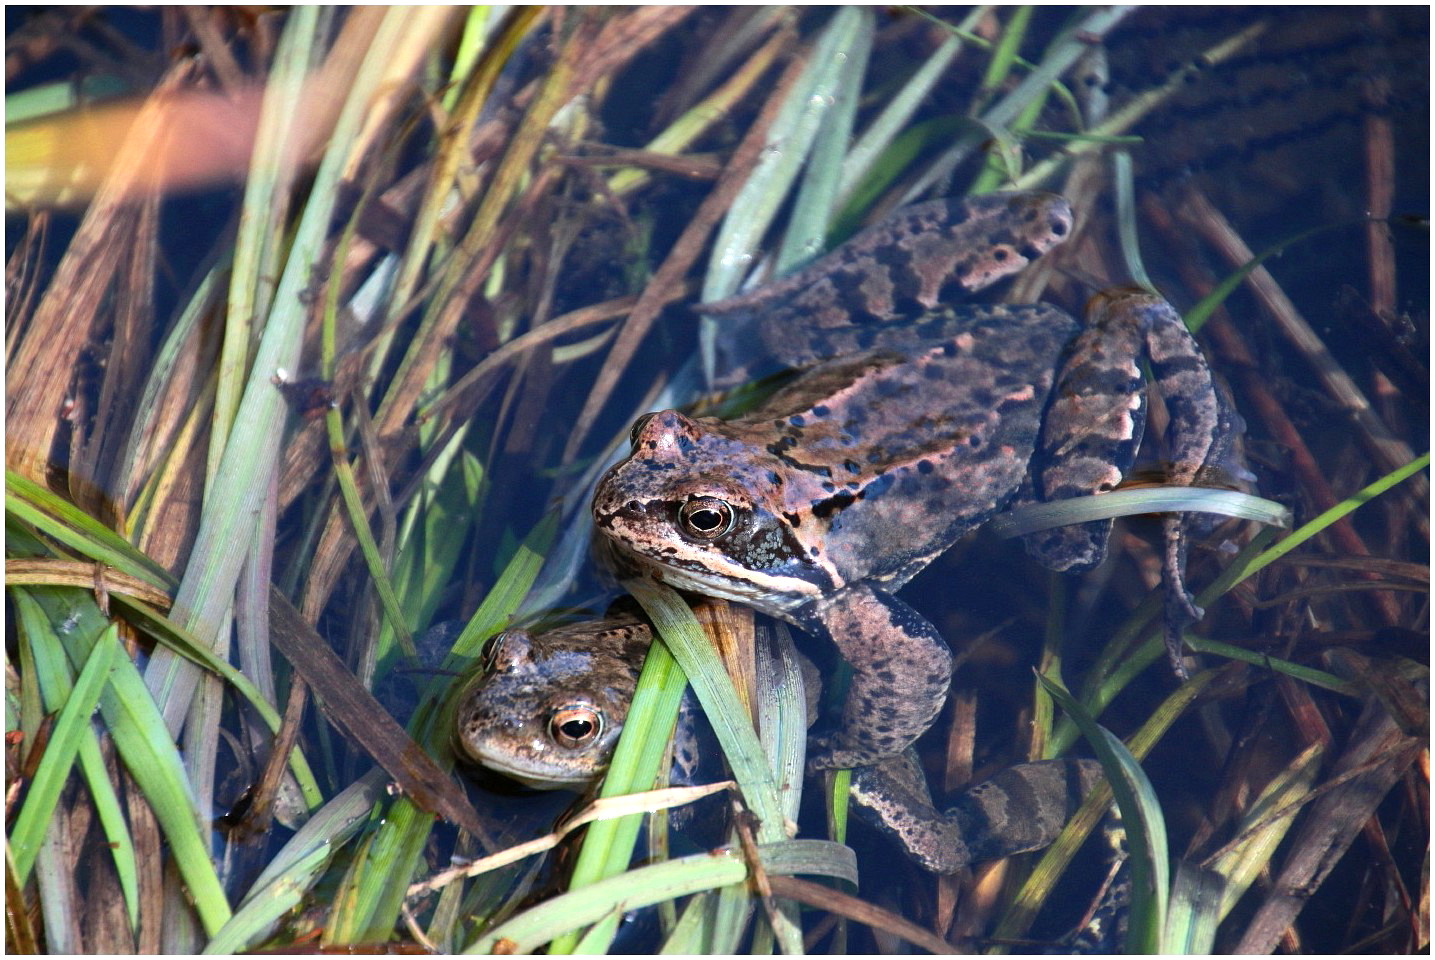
766 875 960 955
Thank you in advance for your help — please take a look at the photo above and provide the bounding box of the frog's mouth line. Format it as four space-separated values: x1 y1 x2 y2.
468 746 602 790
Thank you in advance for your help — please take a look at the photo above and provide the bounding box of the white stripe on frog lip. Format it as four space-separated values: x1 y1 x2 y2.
466 745 601 789
615 548 829 617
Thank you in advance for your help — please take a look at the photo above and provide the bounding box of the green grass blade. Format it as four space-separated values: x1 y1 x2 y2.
1111 149 1153 289
445 511 557 667
1164 862 1226 954
1207 451 1430 591
701 6 869 380
7 469 174 588
546 635 689 954
9 618 116 882
569 638 689 878
146 6 413 733
207 771 386 954
628 582 785 837
1182 224 1337 333
27 587 232 935
774 6 873 274
468 840 854 954
1038 674 1169 953
1207 742 1324 919
905 6 1132 200
11 591 140 930
836 16 969 206
975 6 1034 110
212 3 316 478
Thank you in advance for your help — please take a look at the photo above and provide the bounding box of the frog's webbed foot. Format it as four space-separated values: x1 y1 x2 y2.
802 584 952 773
848 755 1105 874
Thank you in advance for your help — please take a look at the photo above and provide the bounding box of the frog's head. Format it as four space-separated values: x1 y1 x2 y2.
453 627 631 788
593 410 835 617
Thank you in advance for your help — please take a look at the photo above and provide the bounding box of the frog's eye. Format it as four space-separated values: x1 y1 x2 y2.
549 705 603 749
629 413 656 448
678 497 735 540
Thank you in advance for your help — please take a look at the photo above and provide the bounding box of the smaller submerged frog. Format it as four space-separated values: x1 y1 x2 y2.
593 193 1243 774
453 607 1102 875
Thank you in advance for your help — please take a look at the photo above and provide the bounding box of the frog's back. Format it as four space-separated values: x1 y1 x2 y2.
738 304 1079 589
705 192 1074 378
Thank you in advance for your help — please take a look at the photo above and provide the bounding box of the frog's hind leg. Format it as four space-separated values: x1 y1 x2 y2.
1019 289 1150 572
1142 293 1248 676
802 584 952 773
848 755 1105 874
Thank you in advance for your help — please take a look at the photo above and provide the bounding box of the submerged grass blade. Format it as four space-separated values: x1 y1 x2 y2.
207 772 387 954
702 7 868 302
1038 675 1169 953
774 6 873 273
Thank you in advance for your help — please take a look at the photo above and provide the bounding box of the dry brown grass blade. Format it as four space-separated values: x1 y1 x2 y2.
4 558 172 607
1232 696 1423 952
180 6 249 93
4 211 48 357
561 30 804 464
1173 185 1429 535
5 851 39 954
225 674 308 842
569 6 697 96
120 765 164 953
5 63 195 485
1360 9 1398 321
266 588 491 846
767 875 959 955
68 190 160 525
558 147 723 181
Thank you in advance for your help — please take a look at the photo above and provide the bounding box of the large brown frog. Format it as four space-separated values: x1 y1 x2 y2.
591 192 1239 772
453 607 1102 875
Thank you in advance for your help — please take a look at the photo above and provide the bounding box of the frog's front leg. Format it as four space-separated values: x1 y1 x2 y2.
848 753 1104 874
800 583 952 772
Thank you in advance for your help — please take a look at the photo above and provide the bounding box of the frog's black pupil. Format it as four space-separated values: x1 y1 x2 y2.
690 509 721 530
561 719 592 738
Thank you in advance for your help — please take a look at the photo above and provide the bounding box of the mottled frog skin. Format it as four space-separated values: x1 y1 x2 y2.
592 191 1236 772
451 612 654 788
453 609 1101 874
